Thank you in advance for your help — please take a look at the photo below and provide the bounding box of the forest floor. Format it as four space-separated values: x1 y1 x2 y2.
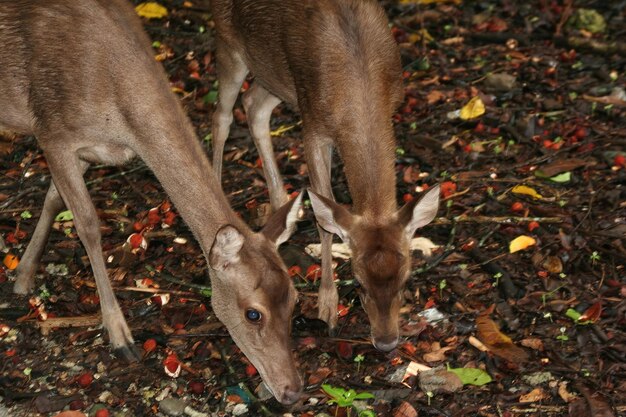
0 0 624 416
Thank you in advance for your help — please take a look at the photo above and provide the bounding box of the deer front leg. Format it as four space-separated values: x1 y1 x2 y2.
211 45 248 183
14 180 67 294
44 150 139 362
304 139 338 332
242 83 288 211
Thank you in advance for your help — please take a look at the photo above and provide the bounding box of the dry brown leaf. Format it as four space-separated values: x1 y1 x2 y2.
558 381 578 403
537 158 588 177
520 338 545 351
423 345 454 362
476 309 529 363
394 401 418 417
418 367 463 394
519 387 550 403
426 90 446 105
308 367 332 385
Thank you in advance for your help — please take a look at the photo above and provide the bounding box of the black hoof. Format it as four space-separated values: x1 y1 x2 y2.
114 344 141 363
328 326 338 337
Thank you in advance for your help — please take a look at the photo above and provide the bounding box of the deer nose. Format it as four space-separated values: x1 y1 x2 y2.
279 386 301 405
372 336 399 352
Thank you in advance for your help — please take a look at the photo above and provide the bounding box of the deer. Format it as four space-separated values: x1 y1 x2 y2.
0 0 303 404
210 0 441 352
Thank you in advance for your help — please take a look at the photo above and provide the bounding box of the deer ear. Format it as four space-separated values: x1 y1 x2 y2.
308 189 353 243
261 192 303 247
398 184 440 240
209 225 245 271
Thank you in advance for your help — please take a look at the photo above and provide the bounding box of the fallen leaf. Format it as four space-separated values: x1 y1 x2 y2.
519 387 550 403
535 158 587 177
423 345 454 362
308 367 332 385
542 255 563 274
520 338 545 351
510 235 536 253
476 309 529 363
579 302 602 323
548 172 572 183
3 253 19 270
135 2 168 19
511 185 543 199
460 96 485 120
447 366 492 386
52 412 87 417
394 401 418 417
558 381 578 403
418 367 463 393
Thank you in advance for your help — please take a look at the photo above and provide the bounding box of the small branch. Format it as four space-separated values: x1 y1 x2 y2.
432 215 564 225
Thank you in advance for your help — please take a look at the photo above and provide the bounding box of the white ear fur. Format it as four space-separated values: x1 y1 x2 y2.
273 192 303 247
209 225 245 271
404 184 440 239
308 190 352 243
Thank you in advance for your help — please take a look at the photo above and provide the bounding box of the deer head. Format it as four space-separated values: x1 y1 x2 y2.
309 186 439 351
209 194 303 404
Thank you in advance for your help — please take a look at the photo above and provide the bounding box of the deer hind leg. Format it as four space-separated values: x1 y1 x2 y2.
242 83 287 211
211 45 248 183
13 176 78 294
43 148 139 362
304 139 338 332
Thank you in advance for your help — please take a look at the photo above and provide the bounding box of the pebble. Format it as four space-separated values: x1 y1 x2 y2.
159 397 187 416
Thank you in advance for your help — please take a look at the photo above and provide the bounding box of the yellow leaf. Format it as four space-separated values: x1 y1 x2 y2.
135 2 168 19
511 185 543 199
3 253 19 270
477 307 529 363
459 96 485 120
509 235 536 253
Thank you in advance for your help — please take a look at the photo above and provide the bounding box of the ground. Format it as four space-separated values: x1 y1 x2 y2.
0 0 625 416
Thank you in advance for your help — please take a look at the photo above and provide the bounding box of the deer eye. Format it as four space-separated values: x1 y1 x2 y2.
245 308 262 323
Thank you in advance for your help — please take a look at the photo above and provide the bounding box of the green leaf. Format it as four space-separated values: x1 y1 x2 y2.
353 392 375 400
203 90 219 104
549 172 571 183
565 308 581 321
55 210 74 222
447 366 492 386
322 384 346 400
20 210 33 219
359 411 376 417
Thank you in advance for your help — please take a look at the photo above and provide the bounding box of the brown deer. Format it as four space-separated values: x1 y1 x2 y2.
210 0 440 351
0 0 302 404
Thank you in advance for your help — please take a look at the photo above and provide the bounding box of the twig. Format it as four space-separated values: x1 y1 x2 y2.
432 215 564 225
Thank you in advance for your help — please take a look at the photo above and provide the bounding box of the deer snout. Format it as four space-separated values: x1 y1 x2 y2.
277 383 302 405
372 334 399 352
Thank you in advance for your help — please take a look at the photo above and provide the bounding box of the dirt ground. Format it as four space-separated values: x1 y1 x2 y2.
0 0 625 416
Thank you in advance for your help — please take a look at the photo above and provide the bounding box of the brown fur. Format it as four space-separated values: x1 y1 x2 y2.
0 0 302 404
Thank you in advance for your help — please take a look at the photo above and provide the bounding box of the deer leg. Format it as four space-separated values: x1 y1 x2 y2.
304 139 337 332
242 83 287 211
44 150 139 362
211 45 248 183
14 175 82 294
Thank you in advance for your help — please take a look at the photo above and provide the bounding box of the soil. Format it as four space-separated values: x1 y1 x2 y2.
0 1 624 416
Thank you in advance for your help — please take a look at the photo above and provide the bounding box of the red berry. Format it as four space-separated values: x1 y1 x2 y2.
528 221 540 232
402 193 414 203
95 409 109 417
288 265 302 277
511 202 524 212
147 207 161 225
474 122 485 133
305 264 322 282
189 380 205 395
77 372 93 388
542 139 553 149
574 127 587 139
440 181 457 198
246 363 258 377
143 338 157 353
614 155 626 167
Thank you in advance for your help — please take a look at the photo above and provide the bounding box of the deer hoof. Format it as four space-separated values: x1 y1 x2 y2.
113 345 141 363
